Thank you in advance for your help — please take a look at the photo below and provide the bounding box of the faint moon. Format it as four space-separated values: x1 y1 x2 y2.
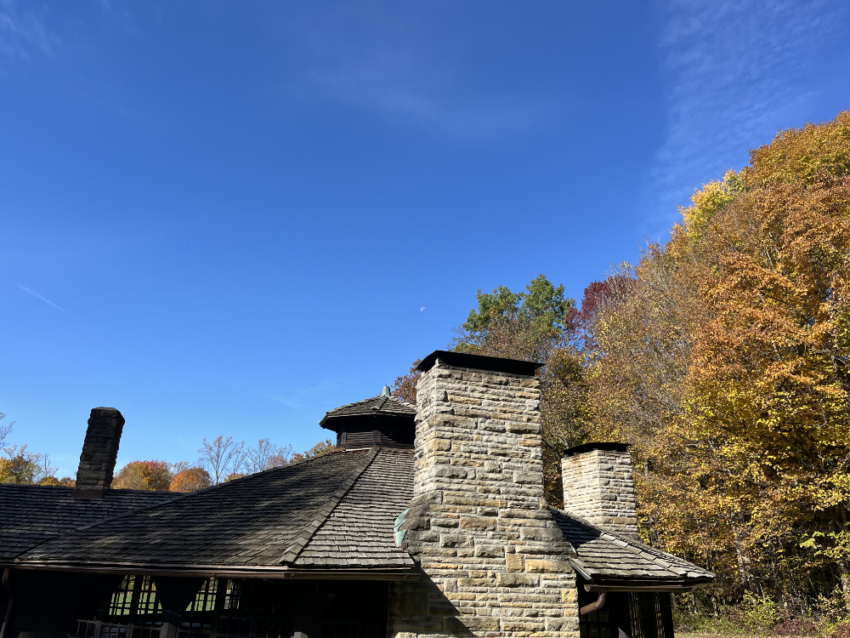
420 307 426 312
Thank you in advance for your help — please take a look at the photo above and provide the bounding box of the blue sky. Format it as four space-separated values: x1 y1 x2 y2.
2 0 849 478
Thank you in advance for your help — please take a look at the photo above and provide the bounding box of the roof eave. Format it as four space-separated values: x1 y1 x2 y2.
582 578 714 592
1 559 421 581
569 559 713 592
319 411 414 429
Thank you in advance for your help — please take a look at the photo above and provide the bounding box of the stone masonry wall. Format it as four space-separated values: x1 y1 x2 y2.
560 448 639 542
75 407 125 498
389 359 579 637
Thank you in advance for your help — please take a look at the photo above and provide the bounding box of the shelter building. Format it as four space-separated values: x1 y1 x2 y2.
0 350 713 638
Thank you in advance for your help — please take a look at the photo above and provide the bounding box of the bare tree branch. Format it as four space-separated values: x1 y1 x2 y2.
197 436 245 484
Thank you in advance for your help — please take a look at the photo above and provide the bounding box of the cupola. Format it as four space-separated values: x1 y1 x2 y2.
320 386 416 449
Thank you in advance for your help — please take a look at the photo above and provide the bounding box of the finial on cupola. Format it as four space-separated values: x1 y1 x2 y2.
381 385 391 397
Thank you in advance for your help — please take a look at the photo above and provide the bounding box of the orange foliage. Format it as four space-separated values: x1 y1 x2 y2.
586 111 850 605
112 460 172 491
169 468 212 493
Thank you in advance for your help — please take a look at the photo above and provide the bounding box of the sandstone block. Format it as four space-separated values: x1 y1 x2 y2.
459 517 496 531
525 559 573 573
474 544 504 558
496 573 538 588
506 553 524 572
444 616 500 632
520 527 564 542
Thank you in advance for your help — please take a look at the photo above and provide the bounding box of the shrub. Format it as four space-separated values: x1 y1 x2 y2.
741 591 779 632
831 622 850 638
773 617 817 636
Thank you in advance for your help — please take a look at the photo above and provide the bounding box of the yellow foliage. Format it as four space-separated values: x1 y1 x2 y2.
586 111 850 605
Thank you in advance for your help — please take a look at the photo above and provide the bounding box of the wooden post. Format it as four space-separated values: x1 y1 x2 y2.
0 569 14 638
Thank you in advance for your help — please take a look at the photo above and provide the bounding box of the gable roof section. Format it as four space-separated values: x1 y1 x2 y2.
552 509 714 588
0 484 175 560
319 395 415 427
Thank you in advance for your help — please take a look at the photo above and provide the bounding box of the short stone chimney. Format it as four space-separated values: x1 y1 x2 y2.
74 407 125 499
561 442 639 542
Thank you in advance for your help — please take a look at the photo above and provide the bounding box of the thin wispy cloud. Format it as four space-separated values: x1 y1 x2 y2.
261 381 341 410
17 285 64 311
0 0 59 61
312 59 544 138
646 0 850 233
294 11 546 139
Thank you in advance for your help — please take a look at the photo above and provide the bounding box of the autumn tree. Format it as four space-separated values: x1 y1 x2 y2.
391 360 421 404
584 111 850 610
112 460 173 491
289 439 335 464
0 445 57 485
169 468 212 492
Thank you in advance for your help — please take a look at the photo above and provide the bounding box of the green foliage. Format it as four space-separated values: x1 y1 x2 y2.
741 592 780 632
673 607 750 635
453 274 584 504
459 274 575 362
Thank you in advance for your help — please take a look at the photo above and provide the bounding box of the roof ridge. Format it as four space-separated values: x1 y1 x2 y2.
324 395 382 414
279 447 381 565
386 394 415 406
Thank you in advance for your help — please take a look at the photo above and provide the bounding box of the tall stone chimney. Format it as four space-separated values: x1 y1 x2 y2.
561 442 639 542
74 407 125 499
389 351 579 636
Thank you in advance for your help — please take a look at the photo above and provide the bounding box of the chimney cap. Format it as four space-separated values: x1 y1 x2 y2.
563 442 630 457
416 350 543 377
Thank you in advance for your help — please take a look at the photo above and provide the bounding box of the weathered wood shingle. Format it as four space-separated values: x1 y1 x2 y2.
9 448 416 574
319 395 415 425
552 509 714 584
0 485 174 559
290 448 414 569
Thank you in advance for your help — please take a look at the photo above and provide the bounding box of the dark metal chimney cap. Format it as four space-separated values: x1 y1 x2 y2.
563 442 630 457
415 350 543 377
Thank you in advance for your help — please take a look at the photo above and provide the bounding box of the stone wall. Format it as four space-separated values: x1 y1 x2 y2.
74 407 125 498
389 358 579 637
560 444 639 542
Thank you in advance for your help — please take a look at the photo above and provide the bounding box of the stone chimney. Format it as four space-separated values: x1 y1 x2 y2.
74 407 125 499
561 442 639 542
389 351 579 636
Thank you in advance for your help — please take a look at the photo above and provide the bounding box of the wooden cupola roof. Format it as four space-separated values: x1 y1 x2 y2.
320 387 416 449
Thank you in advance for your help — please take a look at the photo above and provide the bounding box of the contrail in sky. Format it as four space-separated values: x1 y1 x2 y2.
17 285 64 311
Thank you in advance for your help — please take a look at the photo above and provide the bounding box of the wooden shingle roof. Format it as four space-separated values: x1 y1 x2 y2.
1 449 711 587
7 448 417 578
319 395 415 427
552 509 714 587
0 484 175 560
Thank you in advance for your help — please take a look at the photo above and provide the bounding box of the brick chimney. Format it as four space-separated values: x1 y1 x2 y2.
561 442 639 542
389 351 579 636
74 407 125 499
